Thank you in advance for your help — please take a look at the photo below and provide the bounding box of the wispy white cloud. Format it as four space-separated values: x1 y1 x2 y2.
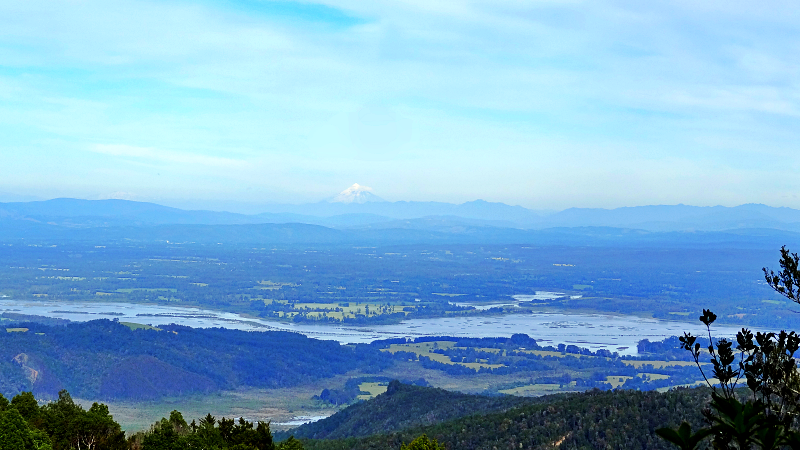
90 144 245 168
0 0 799 207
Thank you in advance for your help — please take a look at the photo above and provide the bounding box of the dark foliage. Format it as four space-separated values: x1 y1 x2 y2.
280 381 531 441
0 319 391 400
300 386 711 450
0 389 126 450
659 246 800 449
131 410 279 450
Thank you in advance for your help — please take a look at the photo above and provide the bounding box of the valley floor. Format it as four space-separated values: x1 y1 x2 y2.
77 384 343 433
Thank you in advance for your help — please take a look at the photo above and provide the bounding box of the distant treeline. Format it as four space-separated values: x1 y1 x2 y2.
0 389 297 450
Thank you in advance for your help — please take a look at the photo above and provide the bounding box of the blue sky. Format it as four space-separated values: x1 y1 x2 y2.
0 0 799 211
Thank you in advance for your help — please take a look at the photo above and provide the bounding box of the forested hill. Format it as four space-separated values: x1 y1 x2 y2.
279 381 533 441
300 386 711 450
0 320 390 400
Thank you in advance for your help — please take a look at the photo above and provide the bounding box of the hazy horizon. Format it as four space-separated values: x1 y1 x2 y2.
1 1 798 210
2 186 798 217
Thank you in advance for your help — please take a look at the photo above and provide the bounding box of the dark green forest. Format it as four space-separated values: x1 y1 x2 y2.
278 381 532 441
0 320 389 400
0 382 712 450
0 390 126 450
298 383 711 450
0 389 296 450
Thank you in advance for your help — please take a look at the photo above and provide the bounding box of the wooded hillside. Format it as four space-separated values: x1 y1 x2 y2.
0 320 390 400
298 384 710 450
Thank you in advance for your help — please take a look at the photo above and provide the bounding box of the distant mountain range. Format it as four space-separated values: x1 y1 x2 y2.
3 197 800 232
547 204 800 232
1 197 800 248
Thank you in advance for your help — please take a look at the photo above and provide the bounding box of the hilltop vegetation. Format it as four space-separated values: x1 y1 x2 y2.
127 381 711 450
0 320 389 400
0 381 712 450
0 381 711 450
298 383 710 450
279 381 531 441
0 389 292 450
0 389 126 450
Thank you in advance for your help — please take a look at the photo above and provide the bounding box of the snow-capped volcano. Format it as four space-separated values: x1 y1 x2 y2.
331 183 384 204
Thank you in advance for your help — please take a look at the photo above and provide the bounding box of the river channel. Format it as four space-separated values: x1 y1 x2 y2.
0 299 746 356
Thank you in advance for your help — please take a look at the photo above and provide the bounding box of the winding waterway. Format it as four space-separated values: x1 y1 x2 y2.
0 299 746 356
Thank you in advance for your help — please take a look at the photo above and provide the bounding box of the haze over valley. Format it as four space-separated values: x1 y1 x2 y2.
2 1 800 448
2 187 799 437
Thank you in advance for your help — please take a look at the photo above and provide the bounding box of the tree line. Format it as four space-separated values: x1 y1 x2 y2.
0 388 441 450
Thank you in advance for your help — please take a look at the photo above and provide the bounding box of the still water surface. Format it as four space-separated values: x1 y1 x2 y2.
1 299 745 356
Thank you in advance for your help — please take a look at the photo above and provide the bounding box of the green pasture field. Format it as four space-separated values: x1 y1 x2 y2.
120 322 161 331
76 383 343 433
116 288 178 293
382 342 456 364
268 301 416 320
656 378 718 393
499 382 578 396
253 281 300 290
603 373 671 388
378 360 565 396
621 360 697 369
605 376 633 388
639 373 670 381
382 341 504 370
518 349 593 358
357 382 388 400
468 347 503 354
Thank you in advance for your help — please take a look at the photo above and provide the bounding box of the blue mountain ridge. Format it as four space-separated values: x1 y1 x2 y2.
3 198 800 231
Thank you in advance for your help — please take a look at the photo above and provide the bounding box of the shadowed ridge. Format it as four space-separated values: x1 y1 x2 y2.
100 355 216 400
280 381 532 441
299 387 713 450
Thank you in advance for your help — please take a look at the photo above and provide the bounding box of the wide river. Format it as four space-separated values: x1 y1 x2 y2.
0 299 746 356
